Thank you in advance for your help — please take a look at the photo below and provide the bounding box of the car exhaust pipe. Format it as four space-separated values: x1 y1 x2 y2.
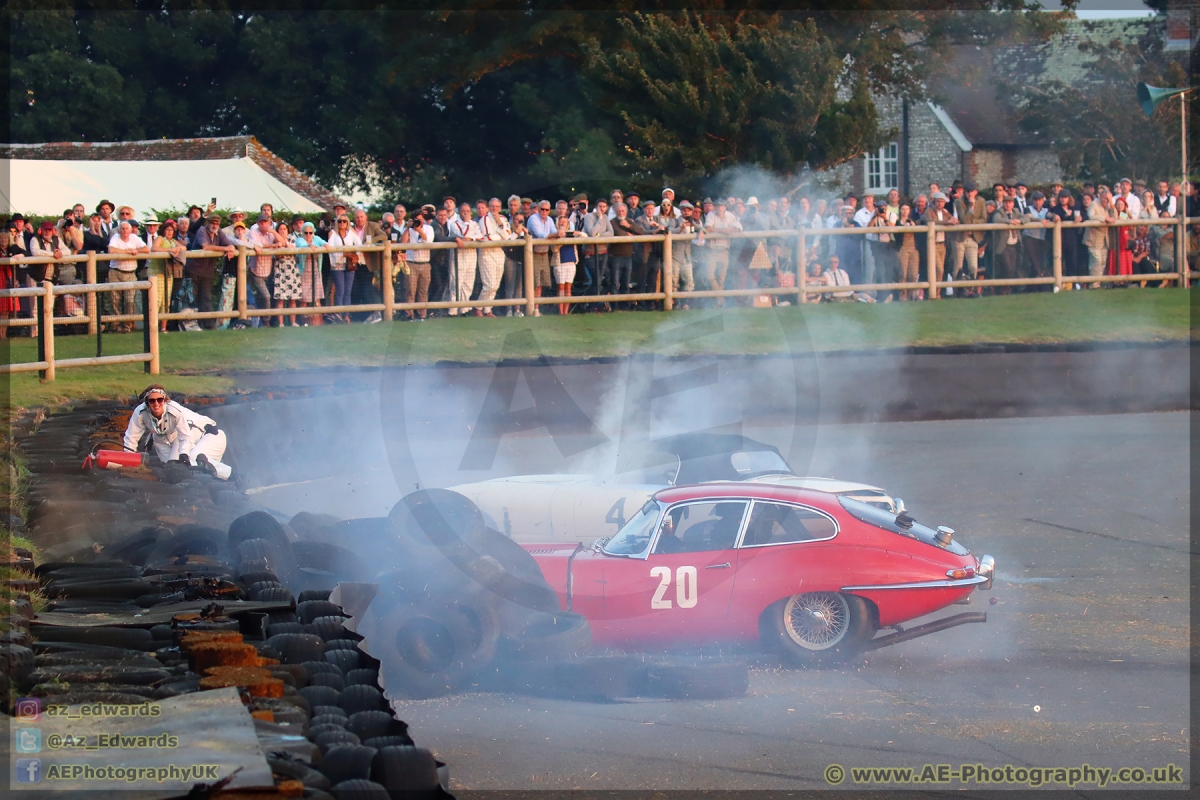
862 612 987 652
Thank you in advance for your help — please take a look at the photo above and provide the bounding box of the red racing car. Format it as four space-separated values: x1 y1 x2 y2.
523 482 994 664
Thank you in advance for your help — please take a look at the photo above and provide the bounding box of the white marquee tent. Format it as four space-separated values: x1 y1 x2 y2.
1 158 326 216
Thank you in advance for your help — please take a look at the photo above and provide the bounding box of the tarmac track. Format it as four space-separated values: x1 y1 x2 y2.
223 351 1191 792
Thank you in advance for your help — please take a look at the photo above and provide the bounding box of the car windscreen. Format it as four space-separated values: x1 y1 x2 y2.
602 499 662 556
837 496 969 556
676 450 794 485
729 450 791 476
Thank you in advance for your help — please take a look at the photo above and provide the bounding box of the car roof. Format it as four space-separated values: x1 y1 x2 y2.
653 481 840 509
651 433 783 460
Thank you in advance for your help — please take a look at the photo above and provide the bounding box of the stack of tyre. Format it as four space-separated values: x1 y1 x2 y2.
300 489 593 701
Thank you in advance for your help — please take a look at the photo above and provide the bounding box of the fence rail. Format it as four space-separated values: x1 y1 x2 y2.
0 216 1190 379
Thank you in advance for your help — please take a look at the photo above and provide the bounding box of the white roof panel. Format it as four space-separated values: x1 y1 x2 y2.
0 157 325 216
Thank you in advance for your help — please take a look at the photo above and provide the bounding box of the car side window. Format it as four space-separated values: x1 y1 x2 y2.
652 501 748 554
741 501 837 547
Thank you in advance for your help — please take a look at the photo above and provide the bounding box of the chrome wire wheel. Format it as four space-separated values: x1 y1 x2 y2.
783 592 851 651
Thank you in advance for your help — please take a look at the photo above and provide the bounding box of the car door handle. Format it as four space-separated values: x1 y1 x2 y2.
705 562 731 569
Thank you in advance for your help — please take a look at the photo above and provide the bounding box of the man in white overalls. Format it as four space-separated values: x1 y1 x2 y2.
123 385 232 480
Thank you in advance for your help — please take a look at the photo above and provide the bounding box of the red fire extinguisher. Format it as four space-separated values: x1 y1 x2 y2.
82 444 148 472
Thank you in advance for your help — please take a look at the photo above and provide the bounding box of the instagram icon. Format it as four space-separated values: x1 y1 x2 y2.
15 698 41 723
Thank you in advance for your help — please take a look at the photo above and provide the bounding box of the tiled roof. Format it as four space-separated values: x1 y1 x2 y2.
1 135 345 211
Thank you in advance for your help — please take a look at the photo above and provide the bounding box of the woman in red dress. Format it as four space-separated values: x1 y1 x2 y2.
0 229 22 338
1107 198 1133 278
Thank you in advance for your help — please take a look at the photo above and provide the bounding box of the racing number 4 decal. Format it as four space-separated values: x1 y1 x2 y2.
650 565 698 609
605 498 627 530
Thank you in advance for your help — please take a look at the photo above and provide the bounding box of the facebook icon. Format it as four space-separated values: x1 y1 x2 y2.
16 758 41 783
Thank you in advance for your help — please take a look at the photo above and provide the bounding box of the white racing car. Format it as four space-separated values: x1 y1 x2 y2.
450 434 904 544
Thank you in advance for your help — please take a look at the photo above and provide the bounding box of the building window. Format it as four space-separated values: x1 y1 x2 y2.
867 143 899 192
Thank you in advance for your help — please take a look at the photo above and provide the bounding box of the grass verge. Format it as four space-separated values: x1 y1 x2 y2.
3 289 1191 410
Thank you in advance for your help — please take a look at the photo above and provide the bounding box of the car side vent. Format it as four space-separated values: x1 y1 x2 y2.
895 514 915 530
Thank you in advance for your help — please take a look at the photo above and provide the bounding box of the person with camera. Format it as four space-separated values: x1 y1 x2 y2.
500 195 525 315
57 208 84 255
668 201 699 306
402 207 434 320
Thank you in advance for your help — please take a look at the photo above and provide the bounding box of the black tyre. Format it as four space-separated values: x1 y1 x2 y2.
393 489 485 547
345 710 404 742
500 611 591 661
248 579 284 594
637 660 750 699
30 625 152 650
298 589 332 603
145 525 230 566
104 526 172 566
269 622 306 637
253 586 295 604
239 569 280 586
331 779 390 800
370 746 441 792
338 684 386 715
317 745 379 784
1 644 35 679
228 510 294 553
554 655 644 700
236 537 288 574
343 668 379 687
298 600 345 625
299 685 341 708
325 648 362 674
311 672 346 692
293 542 369 582
267 633 326 665
311 615 350 641
761 592 878 666
270 663 310 688
303 660 344 677
315 730 361 753
362 734 415 749
43 577 156 600
371 605 478 699
325 638 362 653
310 713 349 729
312 705 347 719
266 756 332 790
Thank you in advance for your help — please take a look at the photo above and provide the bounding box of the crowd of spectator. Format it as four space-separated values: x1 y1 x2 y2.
1 177 1196 336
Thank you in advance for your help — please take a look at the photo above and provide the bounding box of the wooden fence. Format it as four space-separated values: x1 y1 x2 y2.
0 216 1191 379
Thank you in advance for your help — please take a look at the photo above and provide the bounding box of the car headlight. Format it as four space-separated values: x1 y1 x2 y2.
976 554 995 590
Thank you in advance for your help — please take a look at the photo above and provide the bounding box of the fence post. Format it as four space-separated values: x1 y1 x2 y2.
1178 216 1188 287
926 221 938 299
797 230 807 303
236 247 248 319
382 240 394 321
86 251 98 335
1052 216 1063 291
146 281 160 374
662 231 674 311
40 280 55 382
524 233 535 316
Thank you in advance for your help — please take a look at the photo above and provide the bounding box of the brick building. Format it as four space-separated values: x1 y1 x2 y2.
821 17 1163 197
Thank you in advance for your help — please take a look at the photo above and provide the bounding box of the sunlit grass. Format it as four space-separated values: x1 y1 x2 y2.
2 289 1190 411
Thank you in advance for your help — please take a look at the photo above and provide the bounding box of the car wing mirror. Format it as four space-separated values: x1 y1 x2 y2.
591 536 611 553
893 497 906 514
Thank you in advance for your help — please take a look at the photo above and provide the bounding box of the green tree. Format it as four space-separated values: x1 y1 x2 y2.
1002 18 1188 183
580 13 857 185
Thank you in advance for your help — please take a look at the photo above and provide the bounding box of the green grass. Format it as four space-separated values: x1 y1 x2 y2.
3 289 1191 410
